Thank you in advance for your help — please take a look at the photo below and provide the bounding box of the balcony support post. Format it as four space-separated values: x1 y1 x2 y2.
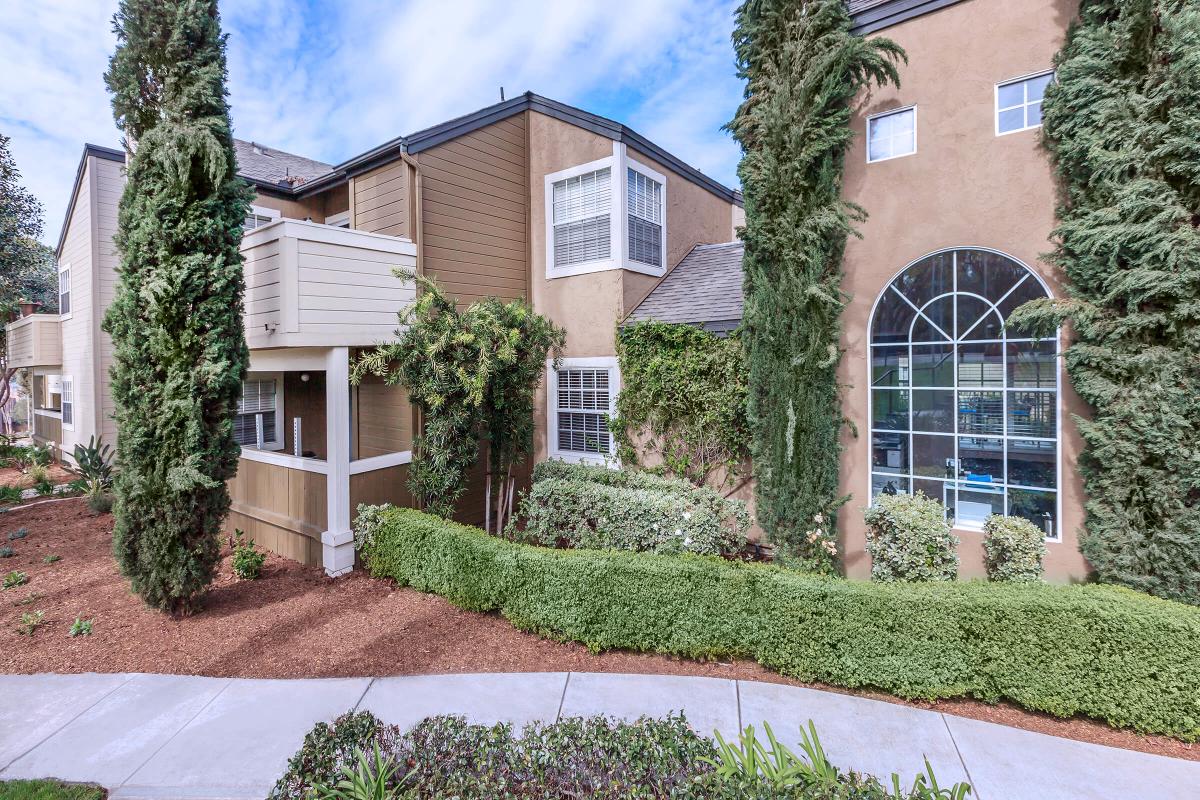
320 346 354 576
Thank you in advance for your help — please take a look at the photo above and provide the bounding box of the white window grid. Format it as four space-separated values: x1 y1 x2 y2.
867 107 916 163
866 249 1061 540
555 368 612 455
552 167 612 269
60 377 73 429
996 71 1053 136
58 264 71 317
627 167 663 268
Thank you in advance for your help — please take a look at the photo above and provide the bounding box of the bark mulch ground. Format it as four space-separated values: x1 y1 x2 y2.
0 464 75 490
0 498 1194 763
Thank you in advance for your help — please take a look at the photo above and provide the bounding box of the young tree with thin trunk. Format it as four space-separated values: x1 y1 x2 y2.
0 133 57 434
103 0 252 613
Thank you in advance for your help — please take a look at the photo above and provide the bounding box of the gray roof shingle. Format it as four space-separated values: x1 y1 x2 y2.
626 241 744 332
233 139 333 189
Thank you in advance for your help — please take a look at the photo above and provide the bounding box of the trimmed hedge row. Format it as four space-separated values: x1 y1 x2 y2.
512 461 749 556
355 507 1200 741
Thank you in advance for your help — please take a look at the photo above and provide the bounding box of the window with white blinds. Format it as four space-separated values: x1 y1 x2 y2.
627 168 663 268
555 368 612 455
234 379 278 447
58 264 71 316
552 167 612 269
60 377 73 429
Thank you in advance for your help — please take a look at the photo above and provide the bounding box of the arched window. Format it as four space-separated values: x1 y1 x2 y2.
868 248 1059 539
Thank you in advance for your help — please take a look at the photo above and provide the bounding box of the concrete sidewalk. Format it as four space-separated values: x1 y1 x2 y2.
0 672 1195 800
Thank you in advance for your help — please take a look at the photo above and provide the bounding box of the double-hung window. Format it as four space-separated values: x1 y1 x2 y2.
997 72 1053 135
627 167 663 268
234 376 282 450
867 107 916 163
243 205 281 232
60 377 73 429
550 358 619 462
551 167 612 269
545 149 668 278
58 263 71 317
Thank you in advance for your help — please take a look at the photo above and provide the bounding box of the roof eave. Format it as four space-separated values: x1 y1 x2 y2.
850 0 970 35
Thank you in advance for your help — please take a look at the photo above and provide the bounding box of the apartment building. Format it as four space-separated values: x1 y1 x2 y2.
7 94 742 576
630 0 1088 582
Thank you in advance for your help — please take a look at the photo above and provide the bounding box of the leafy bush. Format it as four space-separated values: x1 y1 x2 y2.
87 493 113 515
72 436 114 489
231 530 266 580
983 515 1046 583
0 486 22 505
273 711 950 800
612 320 751 487
511 460 748 556
862 493 958 582
356 506 1200 740
25 463 49 485
3 570 28 590
17 610 44 636
69 617 93 637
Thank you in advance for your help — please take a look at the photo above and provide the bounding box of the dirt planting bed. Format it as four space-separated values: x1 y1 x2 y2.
0 497 1193 762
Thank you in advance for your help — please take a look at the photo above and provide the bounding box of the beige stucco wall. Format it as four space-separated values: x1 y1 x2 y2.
837 0 1088 581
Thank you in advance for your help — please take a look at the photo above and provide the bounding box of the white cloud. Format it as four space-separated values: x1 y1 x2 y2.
0 0 742 246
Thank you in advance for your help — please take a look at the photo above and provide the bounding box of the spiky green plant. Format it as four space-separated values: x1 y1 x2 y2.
728 0 903 556
102 0 252 612
1012 0 1200 603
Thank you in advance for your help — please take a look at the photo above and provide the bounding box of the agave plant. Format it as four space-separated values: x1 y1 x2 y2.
73 436 114 495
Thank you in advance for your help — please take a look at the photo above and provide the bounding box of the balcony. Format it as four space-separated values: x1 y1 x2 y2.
240 219 417 350
5 314 62 369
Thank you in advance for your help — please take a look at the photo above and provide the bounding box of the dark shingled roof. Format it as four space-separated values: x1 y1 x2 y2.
233 139 334 190
626 241 745 334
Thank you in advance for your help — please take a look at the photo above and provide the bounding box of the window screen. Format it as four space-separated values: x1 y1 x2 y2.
556 368 612 454
58 267 71 315
627 168 662 267
552 168 611 268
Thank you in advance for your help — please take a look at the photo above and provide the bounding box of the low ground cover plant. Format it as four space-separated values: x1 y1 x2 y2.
17 610 44 636
862 493 958 581
510 460 748 556
231 530 266 579
271 711 965 799
0 779 107 800
355 506 1200 740
69 617 93 637
982 515 1046 582
7 528 27 540
0 486 22 505
3 571 28 590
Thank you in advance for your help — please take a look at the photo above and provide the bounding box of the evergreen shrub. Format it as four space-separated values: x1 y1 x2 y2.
862 493 958 582
355 506 1200 740
511 461 748 556
983 515 1046 583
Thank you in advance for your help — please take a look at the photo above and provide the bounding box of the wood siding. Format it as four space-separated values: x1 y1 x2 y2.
352 161 410 239
350 464 413 514
226 458 327 566
416 116 529 306
33 414 62 446
353 376 411 459
94 156 124 446
243 236 282 335
284 371 326 458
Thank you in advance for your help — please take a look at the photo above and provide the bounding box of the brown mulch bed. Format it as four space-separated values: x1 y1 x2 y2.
0 498 1194 763
0 463 75 490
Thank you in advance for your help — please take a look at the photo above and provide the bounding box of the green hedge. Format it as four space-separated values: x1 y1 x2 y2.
512 460 748 556
355 506 1200 740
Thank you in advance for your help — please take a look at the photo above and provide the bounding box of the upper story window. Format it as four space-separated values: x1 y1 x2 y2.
627 167 663 268
243 205 281 232
58 263 71 317
234 375 283 450
552 166 612 268
544 147 667 279
867 107 916 163
996 72 1053 135
868 249 1059 539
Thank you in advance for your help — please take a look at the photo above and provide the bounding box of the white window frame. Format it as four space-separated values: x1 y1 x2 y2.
866 106 917 164
236 371 285 452
59 376 74 431
324 210 351 228
995 70 1053 137
544 144 667 280
244 204 281 232
625 158 668 273
57 262 72 321
546 356 621 466
865 246 1063 542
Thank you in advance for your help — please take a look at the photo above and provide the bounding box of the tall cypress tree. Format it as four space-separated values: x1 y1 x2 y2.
1014 0 1200 604
103 0 252 613
729 0 902 557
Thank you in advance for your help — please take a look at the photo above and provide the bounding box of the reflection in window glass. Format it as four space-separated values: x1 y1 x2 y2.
873 473 910 497
868 249 1058 535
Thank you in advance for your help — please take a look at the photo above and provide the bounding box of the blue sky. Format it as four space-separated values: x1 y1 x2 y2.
0 0 744 246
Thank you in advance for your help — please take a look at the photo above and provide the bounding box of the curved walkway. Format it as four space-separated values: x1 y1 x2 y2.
0 672 1195 800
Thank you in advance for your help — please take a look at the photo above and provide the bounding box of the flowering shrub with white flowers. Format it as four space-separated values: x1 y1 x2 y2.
509 461 748 556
